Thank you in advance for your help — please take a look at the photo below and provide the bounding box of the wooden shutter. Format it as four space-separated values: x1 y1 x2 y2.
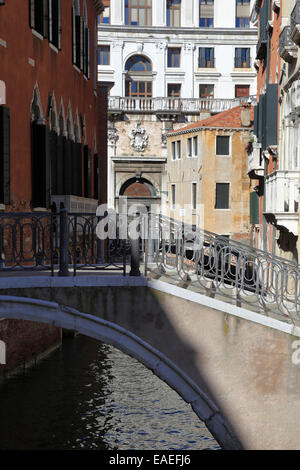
265 84 278 148
0 106 10 205
215 183 229 209
43 0 49 38
235 48 242 67
199 48 205 67
84 145 91 198
250 191 259 225
74 143 82 196
57 0 62 49
93 153 99 200
72 7 76 64
80 17 84 70
31 122 50 208
29 0 35 28
63 138 72 195
49 0 53 42
50 130 58 195
216 136 229 155
56 134 64 195
75 15 81 68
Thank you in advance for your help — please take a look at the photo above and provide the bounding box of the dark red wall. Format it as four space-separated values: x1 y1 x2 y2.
0 0 107 210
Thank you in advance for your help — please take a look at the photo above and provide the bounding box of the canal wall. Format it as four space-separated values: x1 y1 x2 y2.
0 319 62 378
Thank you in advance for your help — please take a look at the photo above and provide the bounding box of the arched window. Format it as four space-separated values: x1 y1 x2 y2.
125 55 152 98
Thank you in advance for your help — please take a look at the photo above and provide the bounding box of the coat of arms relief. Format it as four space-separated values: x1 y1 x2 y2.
129 121 148 152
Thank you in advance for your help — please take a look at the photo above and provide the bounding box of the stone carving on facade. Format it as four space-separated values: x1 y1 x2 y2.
107 126 119 145
184 43 194 52
129 121 148 152
156 42 167 51
161 130 168 148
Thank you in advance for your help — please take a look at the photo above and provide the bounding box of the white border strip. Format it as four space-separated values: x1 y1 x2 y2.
148 279 300 338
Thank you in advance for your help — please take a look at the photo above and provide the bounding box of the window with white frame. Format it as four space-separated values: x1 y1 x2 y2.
187 136 198 157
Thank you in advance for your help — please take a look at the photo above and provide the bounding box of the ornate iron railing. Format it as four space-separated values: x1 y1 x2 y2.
0 210 129 276
141 214 300 322
0 210 299 322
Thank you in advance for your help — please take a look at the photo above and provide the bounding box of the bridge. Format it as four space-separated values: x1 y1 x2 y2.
0 210 299 450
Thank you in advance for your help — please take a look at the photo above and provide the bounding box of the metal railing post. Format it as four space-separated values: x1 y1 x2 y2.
58 208 69 277
129 213 141 277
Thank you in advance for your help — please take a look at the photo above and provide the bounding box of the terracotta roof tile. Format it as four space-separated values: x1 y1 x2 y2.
168 105 254 135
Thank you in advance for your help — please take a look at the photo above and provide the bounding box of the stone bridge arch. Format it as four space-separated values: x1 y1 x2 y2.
0 294 240 450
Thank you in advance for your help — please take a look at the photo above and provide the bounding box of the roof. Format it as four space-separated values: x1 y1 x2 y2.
168 105 254 137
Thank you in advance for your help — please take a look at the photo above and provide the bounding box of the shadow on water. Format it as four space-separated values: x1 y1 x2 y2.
0 335 220 450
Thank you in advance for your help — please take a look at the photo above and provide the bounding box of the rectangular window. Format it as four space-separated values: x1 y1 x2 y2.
235 84 250 98
168 84 181 97
236 0 250 27
216 136 230 155
49 0 62 50
235 48 251 68
199 84 214 99
171 141 176 160
167 48 181 68
98 45 110 65
187 138 192 157
177 140 181 159
171 184 176 208
99 2 110 24
199 48 214 68
187 137 198 157
199 0 214 28
215 183 230 210
192 182 197 210
30 0 48 37
167 0 181 27
193 136 198 156
125 0 152 26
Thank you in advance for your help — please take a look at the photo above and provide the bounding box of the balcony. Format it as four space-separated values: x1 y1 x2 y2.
279 26 297 63
265 170 300 235
247 142 264 179
108 96 257 118
291 0 300 45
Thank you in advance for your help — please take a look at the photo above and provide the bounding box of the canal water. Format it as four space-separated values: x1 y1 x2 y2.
0 335 220 450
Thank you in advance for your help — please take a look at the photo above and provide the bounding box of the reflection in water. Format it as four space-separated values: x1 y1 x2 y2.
0 335 220 450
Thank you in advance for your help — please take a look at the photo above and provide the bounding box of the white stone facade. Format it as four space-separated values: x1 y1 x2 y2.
98 0 258 210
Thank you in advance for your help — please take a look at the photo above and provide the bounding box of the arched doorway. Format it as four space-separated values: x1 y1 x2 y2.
118 177 158 213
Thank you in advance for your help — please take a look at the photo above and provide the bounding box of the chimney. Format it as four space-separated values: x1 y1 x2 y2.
241 103 251 127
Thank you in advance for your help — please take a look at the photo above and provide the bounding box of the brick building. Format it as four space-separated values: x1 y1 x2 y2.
0 0 107 374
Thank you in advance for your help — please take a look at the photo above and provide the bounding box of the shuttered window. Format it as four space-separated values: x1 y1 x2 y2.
216 136 230 155
250 191 259 224
31 122 51 208
215 183 229 209
0 106 10 205
84 145 91 198
199 48 214 68
49 0 62 49
29 0 48 37
94 154 99 200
